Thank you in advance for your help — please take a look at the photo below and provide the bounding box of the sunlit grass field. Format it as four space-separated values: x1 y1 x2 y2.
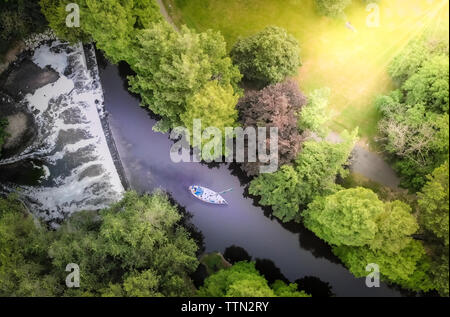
163 0 449 147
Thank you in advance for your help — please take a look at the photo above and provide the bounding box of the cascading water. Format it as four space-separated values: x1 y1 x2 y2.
0 40 124 226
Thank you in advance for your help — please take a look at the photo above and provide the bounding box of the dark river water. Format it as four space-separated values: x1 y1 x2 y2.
98 58 403 297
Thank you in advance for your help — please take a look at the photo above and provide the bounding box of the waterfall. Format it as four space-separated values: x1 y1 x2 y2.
0 40 124 226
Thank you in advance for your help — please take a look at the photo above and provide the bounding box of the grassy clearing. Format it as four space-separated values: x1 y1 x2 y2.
162 0 449 147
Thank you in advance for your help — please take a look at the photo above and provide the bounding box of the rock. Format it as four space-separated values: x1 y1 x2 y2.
1 59 59 97
0 92 37 158
3 113 28 149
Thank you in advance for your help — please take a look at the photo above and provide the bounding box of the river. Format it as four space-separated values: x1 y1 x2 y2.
97 55 403 297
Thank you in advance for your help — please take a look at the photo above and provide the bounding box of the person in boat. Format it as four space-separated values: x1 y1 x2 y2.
193 186 203 196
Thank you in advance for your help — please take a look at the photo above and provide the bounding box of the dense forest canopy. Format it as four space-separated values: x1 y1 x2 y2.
0 192 199 296
377 31 449 191
0 0 448 298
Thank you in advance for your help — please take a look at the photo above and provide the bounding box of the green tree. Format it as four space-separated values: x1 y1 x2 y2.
403 55 449 113
377 94 449 190
180 81 239 161
429 249 449 297
198 261 309 297
271 280 311 297
371 200 419 254
121 270 163 297
40 0 162 63
40 0 90 43
48 191 199 297
333 240 433 292
197 262 272 297
418 162 449 246
377 31 449 191
129 22 242 132
0 196 60 296
388 32 449 85
303 187 384 247
304 188 420 252
298 88 331 137
99 191 199 296
225 279 275 297
303 186 433 292
48 211 114 296
249 129 357 223
0 0 47 55
83 0 161 64
231 26 300 85
250 164 302 222
417 162 449 297
314 0 352 18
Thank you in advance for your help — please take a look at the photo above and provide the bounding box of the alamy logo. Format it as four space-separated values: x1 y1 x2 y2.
365 263 380 288
170 119 279 174
65 263 80 288
366 3 380 28
65 3 80 28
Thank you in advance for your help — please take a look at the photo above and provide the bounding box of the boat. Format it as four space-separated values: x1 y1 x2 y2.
189 185 232 205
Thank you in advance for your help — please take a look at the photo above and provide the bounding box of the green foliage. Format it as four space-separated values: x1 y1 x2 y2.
298 88 331 137
304 185 433 292
371 200 419 254
197 261 310 297
180 81 239 161
249 129 357 222
403 55 449 113
197 262 272 297
250 164 301 222
271 280 311 297
0 191 199 297
418 162 449 246
129 22 242 132
377 93 449 191
40 0 162 62
0 196 60 296
52 191 198 296
378 32 449 191
303 188 384 247
0 0 47 54
388 32 449 85
231 26 300 85
83 0 162 64
333 240 434 292
304 188 421 251
417 162 449 297
39 0 89 43
314 0 352 18
429 249 449 297
121 270 163 297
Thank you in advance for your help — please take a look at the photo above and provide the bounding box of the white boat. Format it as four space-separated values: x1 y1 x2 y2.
189 185 231 205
